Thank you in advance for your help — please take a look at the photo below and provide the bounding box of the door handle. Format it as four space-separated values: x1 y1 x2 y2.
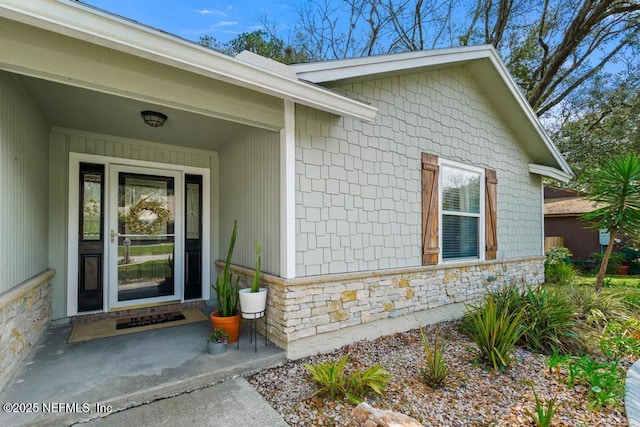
110 229 115 244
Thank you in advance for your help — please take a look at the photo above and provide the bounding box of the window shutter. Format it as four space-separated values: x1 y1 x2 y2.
485 169 498 260
422 153 439 265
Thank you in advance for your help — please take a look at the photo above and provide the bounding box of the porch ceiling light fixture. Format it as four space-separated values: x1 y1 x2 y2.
140 110 168 127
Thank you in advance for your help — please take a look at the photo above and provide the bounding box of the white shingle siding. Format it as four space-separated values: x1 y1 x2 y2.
296 66 542 277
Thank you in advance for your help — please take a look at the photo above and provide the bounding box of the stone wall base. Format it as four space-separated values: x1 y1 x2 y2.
0 269 55 392
218 257 544 359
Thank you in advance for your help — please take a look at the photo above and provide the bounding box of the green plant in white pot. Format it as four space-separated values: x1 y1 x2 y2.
239 240 267 319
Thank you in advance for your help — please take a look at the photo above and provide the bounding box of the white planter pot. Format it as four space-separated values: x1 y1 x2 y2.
239 288 267 319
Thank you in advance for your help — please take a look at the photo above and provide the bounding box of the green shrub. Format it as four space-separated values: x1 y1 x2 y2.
344 363 390 404
526 388 559 427
490 284 584 355
304 355 348 400
304 355 390 404
418 326 449 388
463 293 527 371
590 252 624 275
519 286 583 355
599 319 640 359
552 355 625 409
545 247 572 265
544 247 575 285
545 262 575 285
569 287 632 328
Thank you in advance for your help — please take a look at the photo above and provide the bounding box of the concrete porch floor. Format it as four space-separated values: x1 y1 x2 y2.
0 307 287 426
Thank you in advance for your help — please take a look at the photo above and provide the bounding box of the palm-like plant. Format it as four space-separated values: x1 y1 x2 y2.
581 154 640 292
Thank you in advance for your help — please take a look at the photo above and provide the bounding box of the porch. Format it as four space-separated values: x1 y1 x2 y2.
0 306 285 426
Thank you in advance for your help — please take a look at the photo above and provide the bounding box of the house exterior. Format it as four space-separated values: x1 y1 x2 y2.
544 186 630 262
0 0 572 389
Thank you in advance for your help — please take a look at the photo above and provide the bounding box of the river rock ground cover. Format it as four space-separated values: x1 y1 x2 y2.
249 321 630 426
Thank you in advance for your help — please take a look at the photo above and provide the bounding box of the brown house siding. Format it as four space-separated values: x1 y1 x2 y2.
544 216 601 260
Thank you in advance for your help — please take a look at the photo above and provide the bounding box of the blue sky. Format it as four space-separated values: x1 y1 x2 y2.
82 0 301 43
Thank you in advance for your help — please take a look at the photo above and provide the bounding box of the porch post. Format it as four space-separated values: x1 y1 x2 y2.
280 100 296 278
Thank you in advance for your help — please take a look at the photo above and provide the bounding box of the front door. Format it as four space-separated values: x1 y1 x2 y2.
108 165 183 308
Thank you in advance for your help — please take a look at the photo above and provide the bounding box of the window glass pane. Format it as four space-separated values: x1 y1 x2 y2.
442 166 480 214
186 182 201 239
442 215 479 259
117 173 175 302
82 174 102 240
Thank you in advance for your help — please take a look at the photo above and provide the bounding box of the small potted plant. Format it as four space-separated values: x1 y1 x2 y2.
206 328 229 355
239 240 268 319
210 220 241 342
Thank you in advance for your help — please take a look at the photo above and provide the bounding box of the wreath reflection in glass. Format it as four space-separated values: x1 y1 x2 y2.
126 197 170 235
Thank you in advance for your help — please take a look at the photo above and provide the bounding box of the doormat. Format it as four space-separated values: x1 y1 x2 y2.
68 307 208 343
116 311 185 330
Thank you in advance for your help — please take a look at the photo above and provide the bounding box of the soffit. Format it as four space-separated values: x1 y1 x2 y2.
20 74 254 152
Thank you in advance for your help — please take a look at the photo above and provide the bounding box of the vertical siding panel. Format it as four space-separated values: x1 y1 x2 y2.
219 129 280 275
0 71 49 294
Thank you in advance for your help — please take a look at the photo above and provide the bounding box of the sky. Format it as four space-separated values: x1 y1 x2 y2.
82 0 301 43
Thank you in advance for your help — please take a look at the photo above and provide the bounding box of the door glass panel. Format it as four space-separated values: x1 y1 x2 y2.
82 174 102 241
117 173 175 302
186 182 201 239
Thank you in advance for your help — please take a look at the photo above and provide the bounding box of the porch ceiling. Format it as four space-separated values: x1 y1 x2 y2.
22 75 254 152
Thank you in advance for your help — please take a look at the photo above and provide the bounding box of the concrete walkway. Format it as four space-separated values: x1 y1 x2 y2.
0 310 287 427
627 360 640 426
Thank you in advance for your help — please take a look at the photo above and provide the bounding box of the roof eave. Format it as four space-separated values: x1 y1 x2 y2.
0 0 377 122
529 164 572 183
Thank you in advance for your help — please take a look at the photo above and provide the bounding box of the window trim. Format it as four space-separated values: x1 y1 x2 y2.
438 158 486 264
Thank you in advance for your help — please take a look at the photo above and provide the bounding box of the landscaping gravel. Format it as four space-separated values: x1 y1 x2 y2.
249 321 630 426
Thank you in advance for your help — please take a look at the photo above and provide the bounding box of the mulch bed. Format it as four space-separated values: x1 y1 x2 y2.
249 321 630 426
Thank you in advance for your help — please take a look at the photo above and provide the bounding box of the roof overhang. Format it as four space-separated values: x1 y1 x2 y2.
529 164 572 184
0 0 377 123
294 46 573 181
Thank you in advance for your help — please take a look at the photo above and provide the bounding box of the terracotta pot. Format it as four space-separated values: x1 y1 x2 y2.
617 265 629 275
209 311 241 343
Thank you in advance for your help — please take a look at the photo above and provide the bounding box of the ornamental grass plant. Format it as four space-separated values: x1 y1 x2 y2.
304 355 390 404
419 325 449 388
463 293 527 371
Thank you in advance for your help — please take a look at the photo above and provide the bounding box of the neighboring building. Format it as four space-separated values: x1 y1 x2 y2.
544 186 628 261
0 0 572 389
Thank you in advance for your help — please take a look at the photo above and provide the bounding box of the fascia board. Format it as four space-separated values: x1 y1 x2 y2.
529 164 573 183
0 0 377 122
293 46 493 83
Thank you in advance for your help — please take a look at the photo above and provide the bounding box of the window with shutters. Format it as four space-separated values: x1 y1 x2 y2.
422 153 498 265
440 161 483 260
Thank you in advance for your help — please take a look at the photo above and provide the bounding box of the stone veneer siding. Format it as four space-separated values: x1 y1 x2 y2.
0 269 54 391
221 257 543 359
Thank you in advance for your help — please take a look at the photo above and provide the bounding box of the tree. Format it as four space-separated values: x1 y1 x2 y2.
199 30 308 64
291 0 640 117
580 154 640 292
552 69 640 183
